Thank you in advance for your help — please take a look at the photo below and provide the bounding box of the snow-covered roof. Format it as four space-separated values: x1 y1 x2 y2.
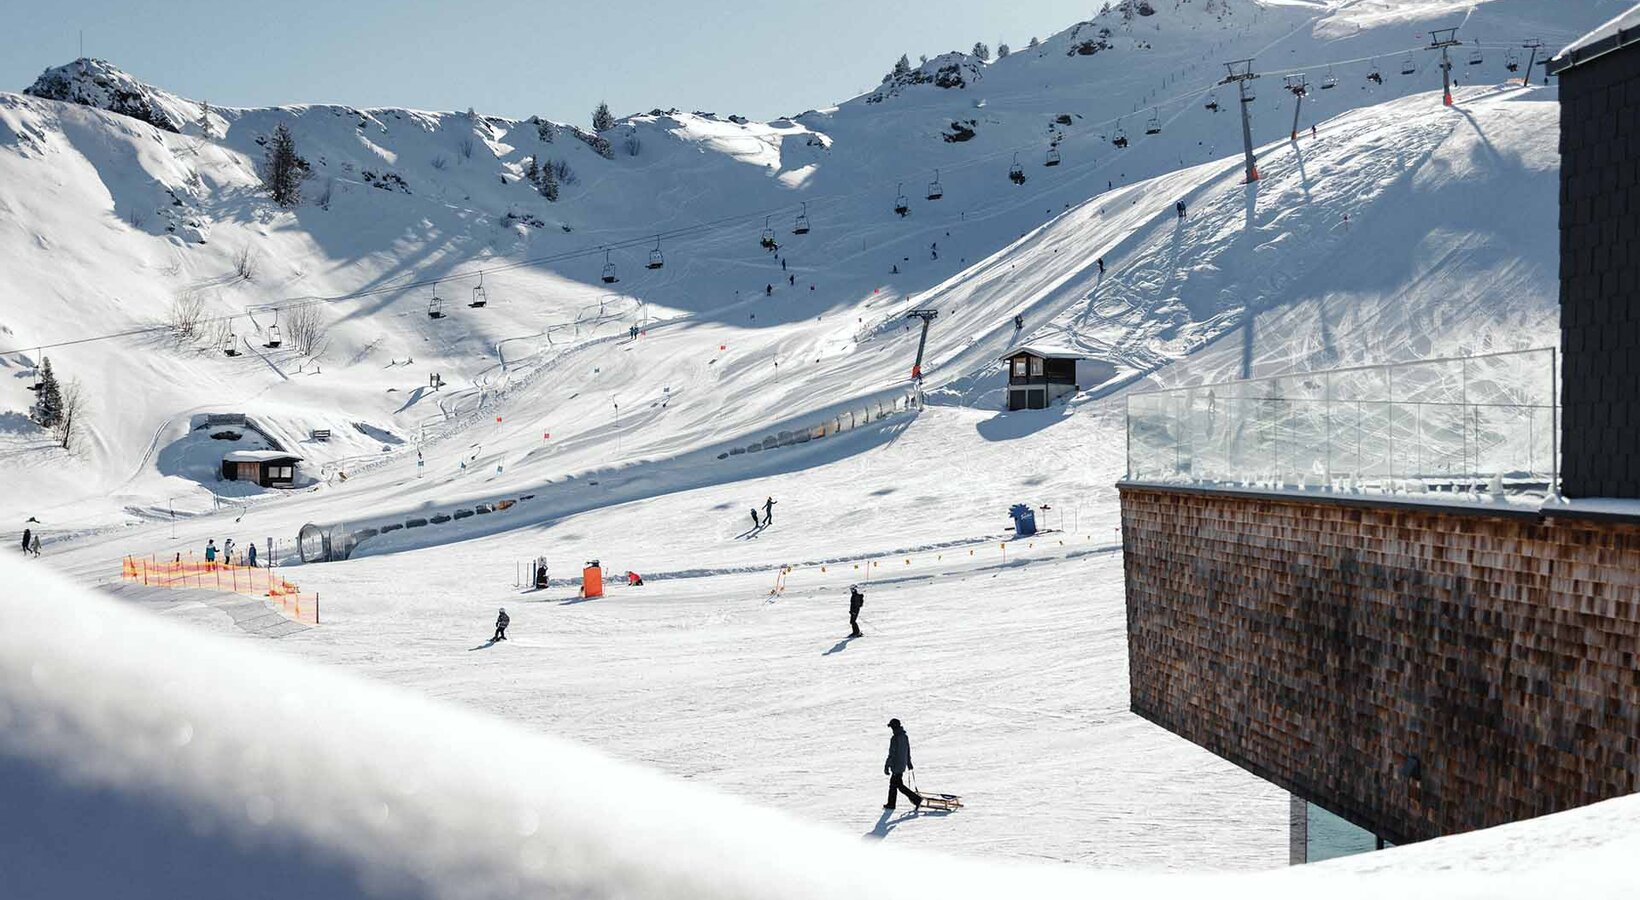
1550 5 1640 74
223 450 302 463
999 344 1085 361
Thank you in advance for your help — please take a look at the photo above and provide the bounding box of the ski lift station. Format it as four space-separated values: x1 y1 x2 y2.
1001 345 1088 410
221 450 303 487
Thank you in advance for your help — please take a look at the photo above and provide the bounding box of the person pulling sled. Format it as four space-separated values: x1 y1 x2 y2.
883 718 921 811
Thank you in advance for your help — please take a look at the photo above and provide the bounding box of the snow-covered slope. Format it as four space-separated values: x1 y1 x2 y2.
0 0 1604 538
5 553 1640 897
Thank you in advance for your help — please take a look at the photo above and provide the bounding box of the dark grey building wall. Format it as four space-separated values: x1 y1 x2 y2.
1559 43 1640 498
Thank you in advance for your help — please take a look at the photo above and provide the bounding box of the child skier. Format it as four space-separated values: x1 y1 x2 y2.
493 608 510 642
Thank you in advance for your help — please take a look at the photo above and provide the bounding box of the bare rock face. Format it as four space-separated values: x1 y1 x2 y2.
24 58 188 133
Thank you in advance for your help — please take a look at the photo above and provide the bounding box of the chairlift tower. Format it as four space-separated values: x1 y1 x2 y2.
906 308 938 381
1285 74 1309 140
1428 28 1462 106
1221 59 1261 183
1522 39 1545 88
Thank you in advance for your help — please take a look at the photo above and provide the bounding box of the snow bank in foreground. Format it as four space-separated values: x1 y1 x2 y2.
0 554 1636 899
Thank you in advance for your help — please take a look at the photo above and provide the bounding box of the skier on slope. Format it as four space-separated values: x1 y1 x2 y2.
223 537 236 565
247 542 258 568
849 585 864 638
1097 257 1106 276
20 527 31 555
29 531 41 557
493 608 510 642
789 274 796 287
1014 314 1024 332
765 283 774 297
883 718 921 810
763 496 777 526
535 558 549 589
750 507 762 530
1175 200 1187 219
204 539 218 564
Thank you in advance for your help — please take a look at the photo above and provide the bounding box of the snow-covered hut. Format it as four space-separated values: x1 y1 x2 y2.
1000 345 1084 410
222 450 303 487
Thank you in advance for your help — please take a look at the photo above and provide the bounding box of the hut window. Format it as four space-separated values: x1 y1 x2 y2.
1029 357 1045 376
1012 357 1027 377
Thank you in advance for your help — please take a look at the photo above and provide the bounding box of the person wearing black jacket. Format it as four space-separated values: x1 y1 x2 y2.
883 718 921 810
493 608 510 642
849 585 864 638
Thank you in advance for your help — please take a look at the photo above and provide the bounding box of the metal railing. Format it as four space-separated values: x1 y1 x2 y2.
1125 348 1558 499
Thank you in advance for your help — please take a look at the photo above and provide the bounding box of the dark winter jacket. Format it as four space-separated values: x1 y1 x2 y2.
885 728 912 775
21 528 30 551
496 611 510 628
850 588 864 614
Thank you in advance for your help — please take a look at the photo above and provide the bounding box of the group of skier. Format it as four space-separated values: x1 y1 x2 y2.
203 537 257 567
18 525 42 557
749 496 777 530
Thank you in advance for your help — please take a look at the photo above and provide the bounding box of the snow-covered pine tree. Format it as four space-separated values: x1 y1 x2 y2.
592 101 615 132
997 43 1010 58
524 157 540 186
887 54 912 81
540 161 559 201
1028 36 1041 49
972 42 991 62
30 357 62 428
259 123 310 208
198 100 213 139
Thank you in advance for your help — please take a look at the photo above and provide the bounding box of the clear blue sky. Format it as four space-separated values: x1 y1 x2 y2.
4 0 1098 125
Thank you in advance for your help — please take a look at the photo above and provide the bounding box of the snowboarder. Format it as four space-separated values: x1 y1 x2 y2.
204 540 218 564
20 527 31 555
1175 200 1187 219
534 559 549 589
891 264 899 274
493 608 510 642
247 542 258 568
1013 314 1024 332
883 719 921 810
750 507 761 530
849 585 864 637
762 496 777 526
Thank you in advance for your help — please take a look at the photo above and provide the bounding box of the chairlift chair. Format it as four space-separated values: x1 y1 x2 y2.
1112 120 1129 149
760 217 777 250
793 202 811 235
427 287 445 319
601 250 619 284
469 271 488 308
265 324 283 349
1205 93 1221 112
1044 146 1061 167
894 183 910 217
1144 108 1161 135
1468 49 1483 66
223 330 239 356
1505 50 1520 72
646 236 665 270
1367 62 1384 84
1401 54 1417 75
926 169 943 201
1321 67 1338 89
1008 152 1026 185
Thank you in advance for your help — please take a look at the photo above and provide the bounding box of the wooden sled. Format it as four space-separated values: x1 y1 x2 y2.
918 791 963 812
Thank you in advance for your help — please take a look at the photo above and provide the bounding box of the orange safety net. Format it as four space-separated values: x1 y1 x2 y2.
120 554 320 625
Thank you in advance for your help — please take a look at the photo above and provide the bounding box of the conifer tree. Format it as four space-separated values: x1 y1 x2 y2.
1028 36 1041 49
540 160 559 201
997 43 1010 59
30 357 62 428
525 157 540 186
592 101 615 132
892 54 913 79
972 42 991 62
198 100 214 139
259 123 309 208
